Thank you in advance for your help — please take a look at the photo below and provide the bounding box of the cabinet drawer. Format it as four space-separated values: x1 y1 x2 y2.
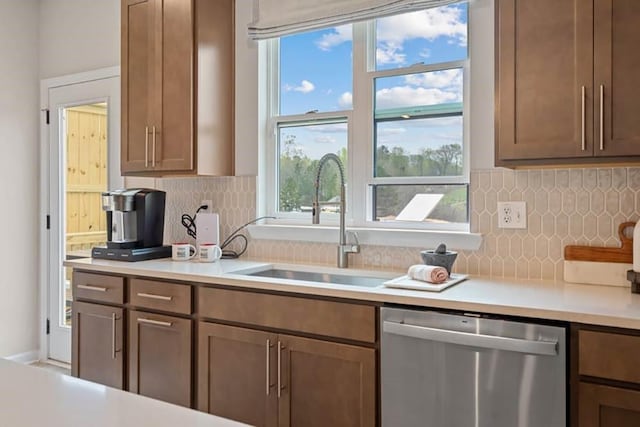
129 279 192 315
198 287 376 343
579 330 640 384
73 271 124 305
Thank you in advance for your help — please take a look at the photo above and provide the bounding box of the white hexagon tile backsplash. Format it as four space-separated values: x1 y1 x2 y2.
155 167 640 281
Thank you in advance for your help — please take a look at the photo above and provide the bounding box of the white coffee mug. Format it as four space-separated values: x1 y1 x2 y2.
199 243 222 262
172 243 196 261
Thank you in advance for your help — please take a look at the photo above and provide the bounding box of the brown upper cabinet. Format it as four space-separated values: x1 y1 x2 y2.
121 0 235 176
496 0 640 166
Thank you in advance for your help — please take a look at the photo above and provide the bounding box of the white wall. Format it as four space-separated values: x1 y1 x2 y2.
39 0 120 79
0 0 40 357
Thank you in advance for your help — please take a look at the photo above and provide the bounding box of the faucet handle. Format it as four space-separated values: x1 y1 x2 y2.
347 231 360 245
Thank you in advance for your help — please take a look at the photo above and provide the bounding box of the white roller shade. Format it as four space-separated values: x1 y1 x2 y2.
248 0 462 40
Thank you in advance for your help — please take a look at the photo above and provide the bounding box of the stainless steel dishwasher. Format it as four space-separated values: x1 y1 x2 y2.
381 307 567 427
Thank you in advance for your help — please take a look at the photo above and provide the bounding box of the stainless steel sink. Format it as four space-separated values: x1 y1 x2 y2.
242 268 387 288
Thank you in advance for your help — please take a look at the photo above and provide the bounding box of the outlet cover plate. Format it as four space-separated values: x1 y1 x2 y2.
497 201 527 229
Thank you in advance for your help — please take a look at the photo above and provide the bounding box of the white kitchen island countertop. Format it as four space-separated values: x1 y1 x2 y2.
65 257 640 330
0 358 247 427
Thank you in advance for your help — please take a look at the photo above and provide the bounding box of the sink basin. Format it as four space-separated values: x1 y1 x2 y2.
240 268 387 288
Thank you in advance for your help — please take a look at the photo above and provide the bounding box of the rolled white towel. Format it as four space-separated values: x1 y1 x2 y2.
408 264 449 284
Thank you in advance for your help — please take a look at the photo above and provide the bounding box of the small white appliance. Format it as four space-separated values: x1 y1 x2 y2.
196 213 220 248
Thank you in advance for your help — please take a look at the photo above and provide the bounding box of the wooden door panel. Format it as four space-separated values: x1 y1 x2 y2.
129 310 192 407
279 334 376 427
579 382 640 427
496 0 593 162
71 301 124 389
121 0 153 173
594 0 640 157
197 322 278 427
156 0 193 171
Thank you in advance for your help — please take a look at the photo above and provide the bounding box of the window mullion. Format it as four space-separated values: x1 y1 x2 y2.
349 21 371 227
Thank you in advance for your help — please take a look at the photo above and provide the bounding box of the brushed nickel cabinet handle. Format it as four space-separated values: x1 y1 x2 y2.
137 292 172 301
145 126 149 168
581 86 586 151
77 284 107 292
152 126 157 167
600 84 604 151
277 341 284 398
111 313 117 359
266 339 271 396
137 317 172 327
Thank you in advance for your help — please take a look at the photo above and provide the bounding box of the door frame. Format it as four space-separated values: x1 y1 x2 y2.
39 66 122 363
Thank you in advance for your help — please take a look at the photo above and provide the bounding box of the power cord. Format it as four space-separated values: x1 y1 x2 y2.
181 204 209 239
220 216 276 259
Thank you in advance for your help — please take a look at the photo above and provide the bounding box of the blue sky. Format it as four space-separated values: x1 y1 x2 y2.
279 3 468 164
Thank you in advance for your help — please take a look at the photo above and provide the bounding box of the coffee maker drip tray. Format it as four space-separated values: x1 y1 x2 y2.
92 246 172 262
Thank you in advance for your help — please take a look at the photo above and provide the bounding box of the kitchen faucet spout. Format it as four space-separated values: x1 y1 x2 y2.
312 153 359 268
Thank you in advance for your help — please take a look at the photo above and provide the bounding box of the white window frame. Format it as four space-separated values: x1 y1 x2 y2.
262 6 471 232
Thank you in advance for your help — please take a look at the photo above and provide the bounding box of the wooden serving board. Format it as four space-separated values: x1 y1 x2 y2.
564 222 635 264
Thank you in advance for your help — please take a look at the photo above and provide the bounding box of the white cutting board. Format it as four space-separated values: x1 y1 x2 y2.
384 274 468 292
563 260 632 287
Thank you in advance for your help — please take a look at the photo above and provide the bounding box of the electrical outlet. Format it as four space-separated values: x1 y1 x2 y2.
497 201 527 229
201 200 212 213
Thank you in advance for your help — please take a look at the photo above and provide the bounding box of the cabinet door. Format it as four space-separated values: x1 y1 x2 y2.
71 301 124 389
154 0 194 172
129 310 192 407
197 322 278 427
121 0 156 173
579 382 640 427
594 0 640 157
278 335 376 427
496 0 593 163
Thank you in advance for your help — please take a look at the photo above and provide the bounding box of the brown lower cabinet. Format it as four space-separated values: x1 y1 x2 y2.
71 301 125 389
197 322 376 427
577 327 640 427
128 310 192 407
578 382 640 427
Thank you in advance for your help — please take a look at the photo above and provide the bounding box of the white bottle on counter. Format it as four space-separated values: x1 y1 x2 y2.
634 220 640 273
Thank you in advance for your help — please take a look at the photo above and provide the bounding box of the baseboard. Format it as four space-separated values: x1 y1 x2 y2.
3 350 40 364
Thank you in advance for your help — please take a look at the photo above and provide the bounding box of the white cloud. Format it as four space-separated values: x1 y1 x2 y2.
376 43 406 65
377 127 407 136
377 7 467 47
309 123 348 133
284 79 315 93
403 68 462 90
338 92 353 109
375 6 467 66
314 135 337 144
376 86 459 109
315 25 352 51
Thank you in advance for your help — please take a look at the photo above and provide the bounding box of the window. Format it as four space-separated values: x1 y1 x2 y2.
265 3 469 230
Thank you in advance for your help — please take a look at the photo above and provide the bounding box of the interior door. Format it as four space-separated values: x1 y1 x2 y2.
47 76 121 363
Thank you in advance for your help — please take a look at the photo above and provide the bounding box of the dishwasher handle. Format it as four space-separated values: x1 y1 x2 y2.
383 321 558 356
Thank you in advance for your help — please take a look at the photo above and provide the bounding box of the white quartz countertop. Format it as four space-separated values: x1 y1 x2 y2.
0 359 247 427
64 257 640 330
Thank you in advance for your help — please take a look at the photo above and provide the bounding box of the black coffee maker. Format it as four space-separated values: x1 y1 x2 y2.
92 189 171 261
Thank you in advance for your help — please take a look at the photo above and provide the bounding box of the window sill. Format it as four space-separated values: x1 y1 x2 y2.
247 224 482 251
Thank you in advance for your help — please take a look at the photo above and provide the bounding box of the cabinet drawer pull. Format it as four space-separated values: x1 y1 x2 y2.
137 292 172 301
277 341 284 398
111 313 117 359
137 318 172 327
145 126 149 168
77 284 108 292
152 126 156 167
266 339 271 396
599 84 604 151
581 86 586 151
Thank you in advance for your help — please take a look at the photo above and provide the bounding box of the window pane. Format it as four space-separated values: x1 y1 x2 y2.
375 3 468 71
278 123 348 213
373 184 468 223
374 68 463 178
280 26 353 115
